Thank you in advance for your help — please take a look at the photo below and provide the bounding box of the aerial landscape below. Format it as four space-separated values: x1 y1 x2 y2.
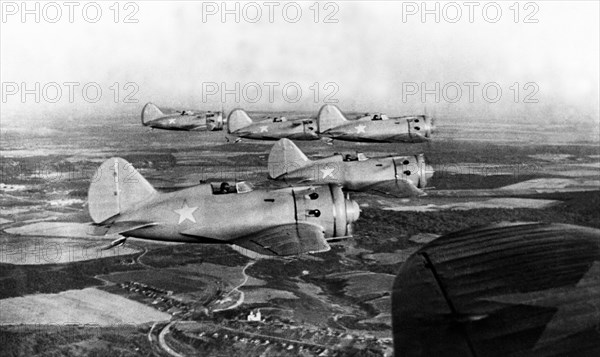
1 112 598 356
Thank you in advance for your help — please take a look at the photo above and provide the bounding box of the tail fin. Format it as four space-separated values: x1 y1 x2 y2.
268 139 311 179
227 109 253 133
88 157 157 223
317 104 348 133
141 102 164 125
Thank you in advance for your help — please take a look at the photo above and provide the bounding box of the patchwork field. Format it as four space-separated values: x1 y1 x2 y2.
1 114 598 356
0 288 171 325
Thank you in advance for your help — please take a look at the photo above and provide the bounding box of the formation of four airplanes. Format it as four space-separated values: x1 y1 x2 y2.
90 103 436 256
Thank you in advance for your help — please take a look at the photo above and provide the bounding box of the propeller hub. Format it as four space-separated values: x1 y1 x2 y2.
345 198 360 224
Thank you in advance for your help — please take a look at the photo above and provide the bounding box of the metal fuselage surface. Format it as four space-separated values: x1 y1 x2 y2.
321 116 431 143
232 120 319 140
144 113 223 131
116 184 354 242
275 155 429 191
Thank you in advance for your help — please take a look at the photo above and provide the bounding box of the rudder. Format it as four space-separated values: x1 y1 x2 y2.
88 157 157 223
317 104 348 133
227 109 253 133
268 138 311 179
141 102 164 125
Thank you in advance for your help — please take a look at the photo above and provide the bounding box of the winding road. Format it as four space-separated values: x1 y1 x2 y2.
213 260 255 312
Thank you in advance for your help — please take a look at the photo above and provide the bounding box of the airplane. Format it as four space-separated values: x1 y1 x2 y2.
141 102 224 131
392 222 600 357
88 157 360 256
267 138 434 197
317 104 433 143
227 109 320 141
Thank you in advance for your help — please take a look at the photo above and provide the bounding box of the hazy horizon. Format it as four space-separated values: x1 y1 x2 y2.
2 1 599 128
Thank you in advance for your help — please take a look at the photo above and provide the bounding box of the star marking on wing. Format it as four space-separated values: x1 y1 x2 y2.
321 167 335 179
168 119 177 124
259 125 269 133
355 124 366 133
174 202 198 224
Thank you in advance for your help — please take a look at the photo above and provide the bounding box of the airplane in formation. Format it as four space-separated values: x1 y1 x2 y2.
317 104 434 143
88 157 360 256
141 102 224 131
227 109 319 140
392 222 600 357
267 138 434 197
227 104 434 143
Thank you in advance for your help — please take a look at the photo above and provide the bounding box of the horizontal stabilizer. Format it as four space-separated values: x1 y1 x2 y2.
101 237 128 250
234 222 330 256
89 220 158 236
268 139 311 179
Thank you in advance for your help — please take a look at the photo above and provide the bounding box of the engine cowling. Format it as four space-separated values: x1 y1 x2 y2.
292 184 360 238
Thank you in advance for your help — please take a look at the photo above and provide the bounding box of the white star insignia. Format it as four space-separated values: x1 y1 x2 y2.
321 167 335 179
355 124 366 133
174 203 197 224
259 125 269 133
168 119 176 124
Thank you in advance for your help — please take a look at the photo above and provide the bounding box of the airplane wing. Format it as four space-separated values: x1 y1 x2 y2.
365 179 425 197
233 222 330 256
392 222 600 357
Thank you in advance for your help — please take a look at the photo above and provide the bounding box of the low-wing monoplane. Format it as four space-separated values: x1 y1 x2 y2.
392 222 600 357
227 109 319 140
268 138 434 197
88 158 360 256
141 102 224 131
318 104 433 143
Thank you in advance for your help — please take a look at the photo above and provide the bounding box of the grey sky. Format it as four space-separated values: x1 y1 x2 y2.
1 1 598 124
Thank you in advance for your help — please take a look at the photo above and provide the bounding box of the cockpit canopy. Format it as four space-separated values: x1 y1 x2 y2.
211 181 254 195
358 113 390 121
336 152 369 162
371 113 389 121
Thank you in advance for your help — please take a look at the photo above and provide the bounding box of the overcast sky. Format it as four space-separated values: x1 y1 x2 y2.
1 1 598 124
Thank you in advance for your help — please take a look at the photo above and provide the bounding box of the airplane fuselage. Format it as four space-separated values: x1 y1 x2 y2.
145 116 206 131
231 120 319 140
275 155 429 191
115 184 355 243
321 117 430 143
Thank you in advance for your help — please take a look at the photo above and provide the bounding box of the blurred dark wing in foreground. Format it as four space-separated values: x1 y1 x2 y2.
392 222 600 357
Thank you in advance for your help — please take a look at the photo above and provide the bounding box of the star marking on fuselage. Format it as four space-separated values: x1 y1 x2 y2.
174 202 197 224
355 124 366 134
259 125 269 133
168 119 177 125
321 167 335 179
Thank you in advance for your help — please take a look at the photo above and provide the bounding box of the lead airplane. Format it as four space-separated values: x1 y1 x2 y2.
88 157 360 256
317 104 433 143
267 138 434 197
227 109 320 140
141 102 224 131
